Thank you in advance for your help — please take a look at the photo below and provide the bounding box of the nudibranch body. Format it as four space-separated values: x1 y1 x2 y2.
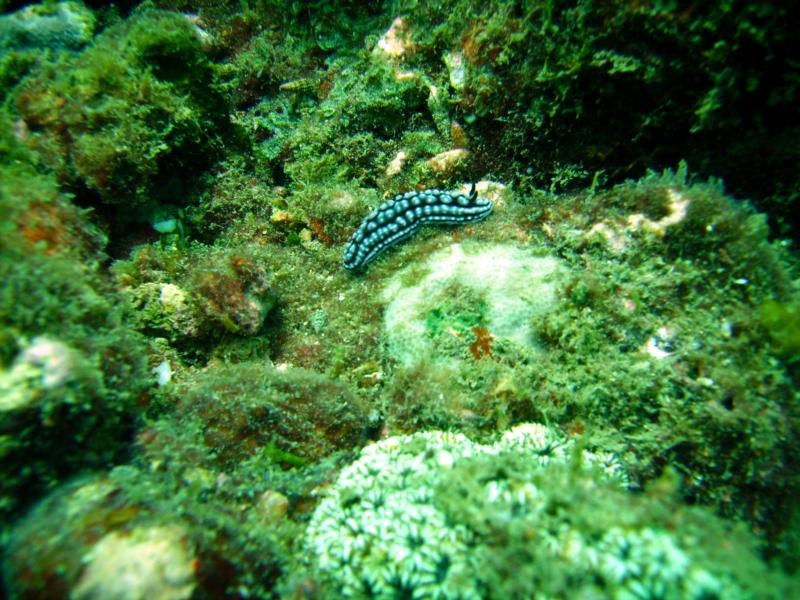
343 185 493 272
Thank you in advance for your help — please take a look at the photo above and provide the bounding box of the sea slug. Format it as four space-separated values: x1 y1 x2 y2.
343 184 493 272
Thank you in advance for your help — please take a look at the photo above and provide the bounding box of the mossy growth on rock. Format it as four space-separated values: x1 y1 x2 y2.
515 167 800 558
162 361 372 470
339 164 800 563
278 57 431 191
0 2 95 53
392 0 799 234
760 298 800 363
0 132 149 528
376 241 565 436
381 242 564 367
3 463 298 599
0 3 92 104
11 8 231 215
115 242 275 358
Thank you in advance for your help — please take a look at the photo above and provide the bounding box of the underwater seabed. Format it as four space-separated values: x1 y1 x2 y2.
3 167 799 598
1 0 799 598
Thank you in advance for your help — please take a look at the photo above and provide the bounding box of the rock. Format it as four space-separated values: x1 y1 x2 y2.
381 242 565 367
72 525 196 600
0 2 95 51
256 490 289 525
427 148 470 175
374 17 413 59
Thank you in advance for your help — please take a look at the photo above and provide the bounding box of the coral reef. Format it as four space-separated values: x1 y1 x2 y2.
1 1 799 597
306 423 782 598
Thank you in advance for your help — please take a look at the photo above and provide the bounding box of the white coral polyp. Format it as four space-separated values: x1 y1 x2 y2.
305 423 627 598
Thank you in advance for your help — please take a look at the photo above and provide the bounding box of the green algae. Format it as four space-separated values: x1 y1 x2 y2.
115 242 276 358
0 125 149 529
1 0 799 596
3 466 298 599
388 0 800 232
424 285 489 340
760 298 800 362
164 362 370 468
9 7 231 221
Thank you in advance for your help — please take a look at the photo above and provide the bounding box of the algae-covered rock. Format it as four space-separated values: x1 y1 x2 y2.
117 243 276 356
3 465 295 599
760 298 800 362
72 525 196 600
126 282 204 343
1 2 798 596
13 8 229 212
515 169 800 556
375 241 565 435
0 152 148 526
0 2 95 52
163 362 370 468
0 329 147 526
392 1 799 233
382 242 564 367
0 337 81 416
